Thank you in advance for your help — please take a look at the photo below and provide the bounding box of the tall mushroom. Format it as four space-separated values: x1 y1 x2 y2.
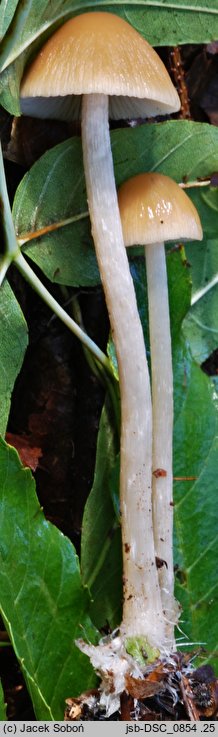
118 172 203 647
20 13 180 653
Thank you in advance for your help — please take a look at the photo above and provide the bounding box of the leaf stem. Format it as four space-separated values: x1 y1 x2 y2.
191 274 218 305
13 251 115 380
0 144 18 261
0 256 12 286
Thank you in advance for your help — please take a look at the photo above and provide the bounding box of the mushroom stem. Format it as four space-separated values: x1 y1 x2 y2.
145 241 176 647
82 93 165 647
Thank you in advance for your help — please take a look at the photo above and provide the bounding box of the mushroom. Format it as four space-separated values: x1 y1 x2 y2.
118 172 203 647
20 12 180 652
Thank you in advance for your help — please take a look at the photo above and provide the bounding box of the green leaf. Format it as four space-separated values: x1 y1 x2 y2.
124 2 218 46
0 0 20 37
173 366 218 664
183 272 218 364
0 680 7 720
186 234 218 297
0 1 218 112
0 280 28 436
13 139 99 287
113 121 218 189
183 189 218 363
202 184 218 214
0 438 97 719
89 529 122 631
186 186 218 239
0 141 28 435
0 57 24 116
81 401 122 630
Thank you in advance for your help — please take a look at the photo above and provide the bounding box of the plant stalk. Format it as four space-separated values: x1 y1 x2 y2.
0 256 12 286
191 274 218 306
14 250 114 380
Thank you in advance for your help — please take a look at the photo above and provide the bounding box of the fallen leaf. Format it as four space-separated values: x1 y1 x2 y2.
5 432 42 471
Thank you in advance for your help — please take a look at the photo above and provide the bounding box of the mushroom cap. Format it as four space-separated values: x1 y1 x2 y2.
118 173 203 245
20 11 180 120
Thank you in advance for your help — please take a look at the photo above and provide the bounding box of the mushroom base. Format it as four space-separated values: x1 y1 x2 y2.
66 641 213 720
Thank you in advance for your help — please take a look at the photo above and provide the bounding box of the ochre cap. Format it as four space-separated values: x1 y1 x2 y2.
20 12 180 120
118 173 203 245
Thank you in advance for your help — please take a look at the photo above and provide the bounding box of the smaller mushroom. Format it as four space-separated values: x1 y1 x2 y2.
118 172 203 647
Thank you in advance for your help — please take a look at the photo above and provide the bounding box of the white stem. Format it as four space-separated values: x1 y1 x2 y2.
145 242 177 648
82 93 165 648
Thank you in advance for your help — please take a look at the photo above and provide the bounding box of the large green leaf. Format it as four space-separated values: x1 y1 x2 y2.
113 122 218 196
0 57 23 116
0 280 28 436
13 139 99 287
81 251 218 665
173 363 218 662
0 438 97 719
0 141 28 435
0 680 7 720
0 1 218 113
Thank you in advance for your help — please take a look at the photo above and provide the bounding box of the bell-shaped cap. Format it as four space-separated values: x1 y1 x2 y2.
20 12 180 120
118 172 203 245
